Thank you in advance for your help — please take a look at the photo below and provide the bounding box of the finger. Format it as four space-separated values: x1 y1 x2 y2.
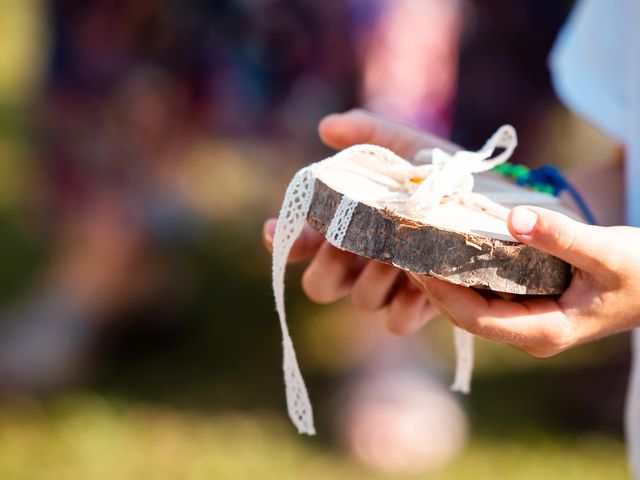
318 109 460 159
351 260 401 311
263 219 324 263
302 242 360 304
413 274 569 355
385 280 435 335
413 275 488 328
507 206 613 274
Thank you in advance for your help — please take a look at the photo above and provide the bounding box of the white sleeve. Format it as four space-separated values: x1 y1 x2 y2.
549 0 640 227
549 0 633 144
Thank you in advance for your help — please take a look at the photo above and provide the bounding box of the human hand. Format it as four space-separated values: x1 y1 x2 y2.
263 109 459 334
409 206 640 357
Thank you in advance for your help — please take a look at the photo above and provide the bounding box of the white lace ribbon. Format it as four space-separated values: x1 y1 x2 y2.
272 166 317 435
326 196 359 248
450 327 475 393
272 125 519 433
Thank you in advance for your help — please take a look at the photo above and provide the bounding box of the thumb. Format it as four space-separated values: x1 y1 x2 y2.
507 206 607 273
318 109 460 158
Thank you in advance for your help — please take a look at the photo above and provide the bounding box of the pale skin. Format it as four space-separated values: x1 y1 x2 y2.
263 109 640 359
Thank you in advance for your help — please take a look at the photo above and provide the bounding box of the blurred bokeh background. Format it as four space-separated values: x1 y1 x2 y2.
0 0 629 478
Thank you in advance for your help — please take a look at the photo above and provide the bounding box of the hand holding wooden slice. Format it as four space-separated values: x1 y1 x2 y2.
307 144 575 295
269 129 578 434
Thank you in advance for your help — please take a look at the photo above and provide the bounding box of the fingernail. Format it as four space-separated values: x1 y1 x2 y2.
264 219 277 243
510 207 538 235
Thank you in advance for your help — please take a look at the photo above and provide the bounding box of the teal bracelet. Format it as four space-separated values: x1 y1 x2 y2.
492 162 597 225
492 162 555 195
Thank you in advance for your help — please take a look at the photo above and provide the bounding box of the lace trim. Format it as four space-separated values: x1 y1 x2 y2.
450 327 475 393
326 196 359 248
271 166 317 435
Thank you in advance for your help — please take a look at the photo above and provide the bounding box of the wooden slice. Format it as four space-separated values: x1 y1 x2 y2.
307 151 574 295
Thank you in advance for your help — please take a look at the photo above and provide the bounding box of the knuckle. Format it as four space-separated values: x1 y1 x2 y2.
301 269 335 304
604 250 625 273
462 318 484 336
348 107 370 119
387 322 410 336
543 219 575 253
537 322 577 357
301 280 322 304
350 275 389 312
350 288 375 311
527 348 557 359
349 290 366 310
594 232 627 273
556 322 578 350
472 320 522 344
386 314 414 336
469 315 505 338
386 293 424 335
